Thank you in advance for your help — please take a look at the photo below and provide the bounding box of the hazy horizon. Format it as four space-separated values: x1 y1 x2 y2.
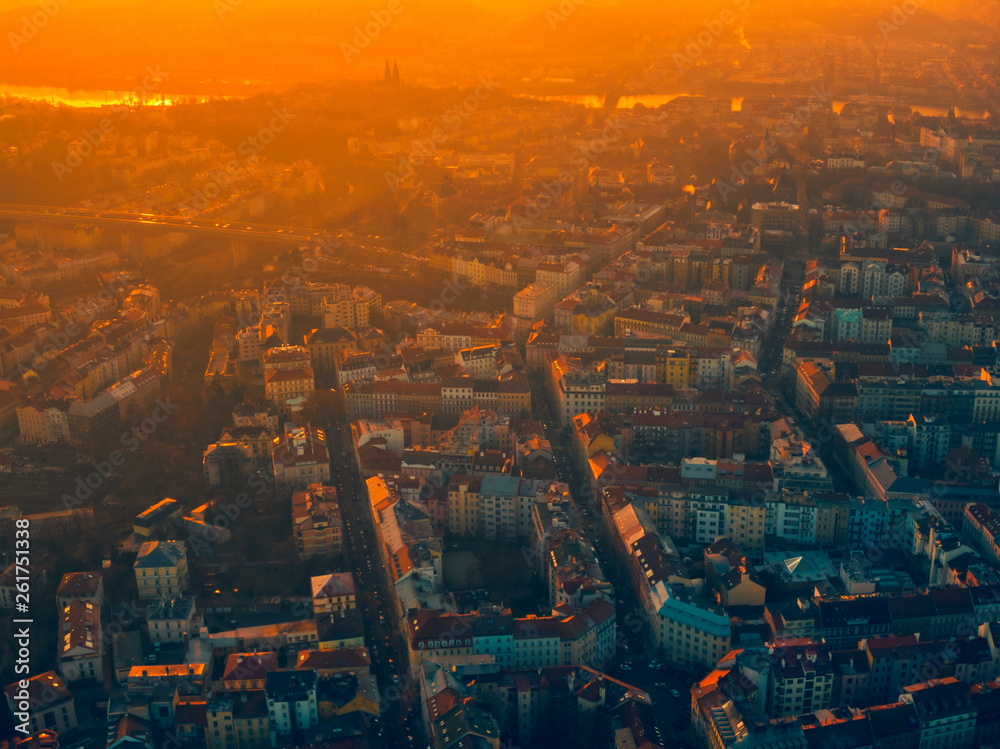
2 3 1000 749
1 0 997 97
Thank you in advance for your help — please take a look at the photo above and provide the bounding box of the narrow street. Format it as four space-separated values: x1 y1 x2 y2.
322 420 420 748
528 380 697 748
530 376 648 646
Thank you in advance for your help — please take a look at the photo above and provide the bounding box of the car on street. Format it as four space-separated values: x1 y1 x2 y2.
671 689 681 698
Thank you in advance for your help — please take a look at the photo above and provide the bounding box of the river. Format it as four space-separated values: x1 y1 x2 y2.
0 84 244 108
1 83 989 119
517 92 990 118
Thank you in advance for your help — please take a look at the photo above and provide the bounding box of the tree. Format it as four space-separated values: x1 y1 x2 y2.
807 214 824 249
298 389 343 427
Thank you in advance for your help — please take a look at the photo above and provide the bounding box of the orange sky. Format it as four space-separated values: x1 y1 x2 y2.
0 0 992 95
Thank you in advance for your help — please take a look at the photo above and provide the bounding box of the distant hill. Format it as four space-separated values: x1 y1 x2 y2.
0 0 993 94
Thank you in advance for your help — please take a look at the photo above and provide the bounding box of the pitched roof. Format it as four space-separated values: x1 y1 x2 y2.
4 672 72 707
134 540 186 569
311 572 356 600
296 648 371 671
223 652 279 682
59 600 100 656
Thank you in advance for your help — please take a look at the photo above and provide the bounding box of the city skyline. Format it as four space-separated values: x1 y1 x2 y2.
2 2 1000 749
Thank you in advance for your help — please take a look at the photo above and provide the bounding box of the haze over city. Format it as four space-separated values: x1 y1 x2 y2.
2 2 1000 749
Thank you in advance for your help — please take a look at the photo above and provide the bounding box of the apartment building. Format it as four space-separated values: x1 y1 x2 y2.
291 485 343 560
648 581 731 668
768 642 835 717
266 670 319 747
311 573 357 614
58 600 103 685
206 692 270 749
146 596 197 644
514 282 558 323
900 678 977 749
303 327 356 373
264 367 315 413
320 285 381 329
56 571 104 610
446 474 536 542
133 540 189 601
271 426 331 492
406 600 614 675
963 503 1000 567
546 356 606 427
4 673 78 736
